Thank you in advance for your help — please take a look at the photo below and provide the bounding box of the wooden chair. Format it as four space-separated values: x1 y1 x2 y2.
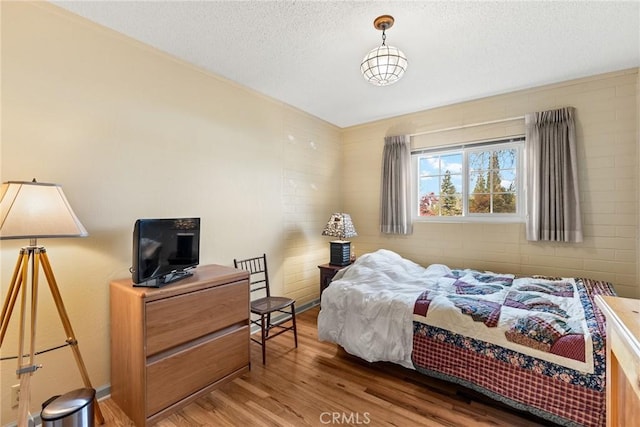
234 254 298 364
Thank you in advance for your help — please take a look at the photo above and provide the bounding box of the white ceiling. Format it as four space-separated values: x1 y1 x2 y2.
51 1 640 128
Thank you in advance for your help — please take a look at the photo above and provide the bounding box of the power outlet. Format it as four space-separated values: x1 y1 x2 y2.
10 384 20 408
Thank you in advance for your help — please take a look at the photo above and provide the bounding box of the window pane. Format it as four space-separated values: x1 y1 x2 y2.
419 156 441 176
493 193 517 213
440 193 462 216
449 174 462 190
420 176 440 195
496 149 516 169
469 171 487 193
469 194 490 213
440 153 463 174
439 169 462 216
469 151 490 171
419 192 439 216
418 152 463 217
500 169 517 192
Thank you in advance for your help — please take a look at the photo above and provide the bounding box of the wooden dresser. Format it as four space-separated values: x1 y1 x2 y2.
595 295 640 427
110 264 250 427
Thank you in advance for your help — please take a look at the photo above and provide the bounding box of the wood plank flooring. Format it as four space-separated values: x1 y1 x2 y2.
99 307 554 426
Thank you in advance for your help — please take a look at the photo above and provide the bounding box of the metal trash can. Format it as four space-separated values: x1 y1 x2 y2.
41 388 95 427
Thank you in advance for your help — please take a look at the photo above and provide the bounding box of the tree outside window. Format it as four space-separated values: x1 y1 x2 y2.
418 152 462 217
469 148 517 214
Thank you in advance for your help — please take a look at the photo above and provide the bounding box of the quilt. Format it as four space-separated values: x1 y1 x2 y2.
413 270 595 371
412 270 615 427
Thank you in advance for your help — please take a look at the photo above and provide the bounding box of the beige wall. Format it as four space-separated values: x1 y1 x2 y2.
342 69 639 299
0 2 340 423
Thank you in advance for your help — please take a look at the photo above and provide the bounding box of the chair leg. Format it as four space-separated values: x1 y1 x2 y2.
261 314 267 364
291 303 298 348
266 313 271 338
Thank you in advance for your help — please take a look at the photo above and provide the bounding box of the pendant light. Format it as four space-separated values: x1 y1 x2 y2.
360 15 408 86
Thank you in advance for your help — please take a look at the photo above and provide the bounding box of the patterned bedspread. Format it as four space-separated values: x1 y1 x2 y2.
317 250 617 427
412 270 616 427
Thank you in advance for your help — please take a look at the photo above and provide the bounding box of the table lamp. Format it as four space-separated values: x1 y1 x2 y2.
321 213 357 266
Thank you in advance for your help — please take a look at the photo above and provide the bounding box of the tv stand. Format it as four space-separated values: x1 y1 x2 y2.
158 270 193 286
133 269 194 288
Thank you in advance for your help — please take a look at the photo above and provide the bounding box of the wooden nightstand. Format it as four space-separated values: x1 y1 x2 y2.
318 263 351 301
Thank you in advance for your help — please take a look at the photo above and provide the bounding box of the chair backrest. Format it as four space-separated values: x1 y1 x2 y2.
234 254 270 298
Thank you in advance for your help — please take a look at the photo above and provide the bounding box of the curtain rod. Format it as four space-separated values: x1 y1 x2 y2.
408 115 525 137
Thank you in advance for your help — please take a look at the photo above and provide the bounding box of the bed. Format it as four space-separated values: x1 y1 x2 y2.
317 249 616 427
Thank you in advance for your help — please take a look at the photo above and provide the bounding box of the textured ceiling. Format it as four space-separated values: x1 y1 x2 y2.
51 1 640 128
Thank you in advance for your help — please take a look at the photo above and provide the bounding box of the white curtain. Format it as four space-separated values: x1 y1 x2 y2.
525 107 582 242
380 135 413 235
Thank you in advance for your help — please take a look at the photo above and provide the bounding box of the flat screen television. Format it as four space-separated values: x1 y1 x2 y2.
131 217 200 287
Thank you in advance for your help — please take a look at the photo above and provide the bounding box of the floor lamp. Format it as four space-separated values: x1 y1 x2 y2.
0 180 104 426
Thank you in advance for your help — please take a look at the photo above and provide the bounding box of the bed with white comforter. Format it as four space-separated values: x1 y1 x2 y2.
318 249 616 427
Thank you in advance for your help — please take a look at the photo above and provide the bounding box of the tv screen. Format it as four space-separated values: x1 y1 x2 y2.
131 217 200 286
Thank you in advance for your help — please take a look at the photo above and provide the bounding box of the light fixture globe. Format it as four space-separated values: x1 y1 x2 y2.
360 14 407 87
360 45 408 86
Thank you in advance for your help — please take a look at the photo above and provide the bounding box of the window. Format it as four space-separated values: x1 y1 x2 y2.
413 137 524 221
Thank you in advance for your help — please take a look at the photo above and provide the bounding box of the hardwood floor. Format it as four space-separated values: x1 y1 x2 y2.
99 307 553 426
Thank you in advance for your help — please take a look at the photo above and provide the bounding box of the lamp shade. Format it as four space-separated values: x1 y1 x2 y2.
0 181 88 239
360 45 408 86
321 213 357 239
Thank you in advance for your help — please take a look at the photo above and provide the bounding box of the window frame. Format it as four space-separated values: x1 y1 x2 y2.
411 136 525 223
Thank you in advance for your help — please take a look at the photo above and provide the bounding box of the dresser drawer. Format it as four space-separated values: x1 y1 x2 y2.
146 281 248 356
146 326 249 417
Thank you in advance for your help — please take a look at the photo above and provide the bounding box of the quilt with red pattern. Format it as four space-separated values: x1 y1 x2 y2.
412 269 615 427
